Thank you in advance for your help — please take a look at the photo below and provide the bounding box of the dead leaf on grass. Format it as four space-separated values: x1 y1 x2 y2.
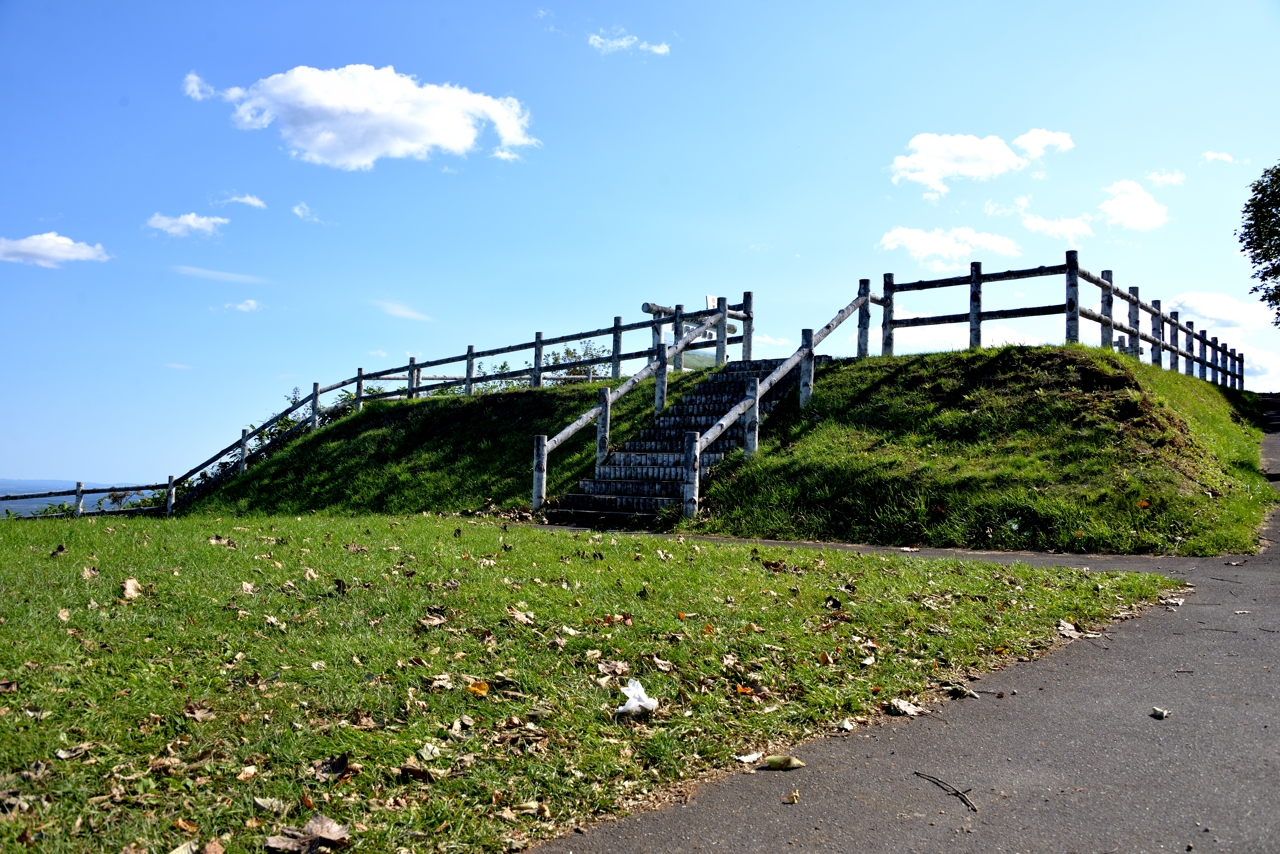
55 743 93 760
254 796 290 815
173 818 199 834
311 753 351 783
0 682 17 693
122 578 142 600
201 841 225 854
235 765 257 781
505 605 535 625
56 609 70 622
597 660 630 677
303 568 319 581
264 813 351 852
888 698 925 716
81 566 99 580
467 682 490 697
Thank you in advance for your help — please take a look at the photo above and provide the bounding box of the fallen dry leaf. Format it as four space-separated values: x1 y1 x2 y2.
201 841 225 854
311 753 351 783
168 842 199 854
765 755 806 770
173 818 199 833
236 765 258 781
0 681 17 693
303 568 319 581
55 743 93 760
56 608 70 622
122 578 142 600
782 788 801 804
264 813 351 852
81 566 99 580
254 796 290 815
597 660 630 677
888 698 925 716
505 605 535 625
467 681 490 697
241 581 256 595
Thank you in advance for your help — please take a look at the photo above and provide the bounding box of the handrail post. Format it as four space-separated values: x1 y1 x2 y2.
742 291 754 362
1210 337 1220 384
532 435 547 511
744 377 760 458
356 367 365 412
1100 270 1114 350
1230 348 1238 389
596 386 611 467
672 305 685 371
239 428 248 474
650 311 661 365
856 279 870 358
1198 331 1208 380
799 328 814 408
611 316 623 380
1239 352 1246 390
74 482 83 518
465 345 475 395
1184 323 1195 376
655 338 668 413
882 273 895 356
683 431 700 519
166 475 175 517
1127 288 1141 358
311 382 320 429
1065 250 1080 344
969 261 982 349
532 332 543 389
715 296 728 366
1169 312 1180 373
408 357 418 399
1151 300 1163 368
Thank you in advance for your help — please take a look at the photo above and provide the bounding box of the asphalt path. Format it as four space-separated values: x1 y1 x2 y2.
538 413 1280 853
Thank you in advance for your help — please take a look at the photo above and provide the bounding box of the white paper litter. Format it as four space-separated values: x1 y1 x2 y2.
615 678 659 716
735 752 764 764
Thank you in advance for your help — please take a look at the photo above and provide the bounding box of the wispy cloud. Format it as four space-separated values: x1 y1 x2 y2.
174 265 267 284
368 349 388 358
1166 291 1271 334
219 193 266 208
228 299 259 312
1011 129 1074 160
753 334 792 347
1147 170 1185 187
148 212 229 237
373 300 432 321
292 202 320 222
1014 197 1094 247
589 28 670 56
0 232 109 268
1098 180 1167 231
878 226 1020 272
185 65 539 170
1202 151 1233 163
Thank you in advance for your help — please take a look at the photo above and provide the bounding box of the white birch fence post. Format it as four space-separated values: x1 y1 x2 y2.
532 435 547 510
532 332 543 389
682 431 700 519
969 261 982 349
715 296 728 366
612 317 623 379
1239 352 1246 390
1210 337 1220 384
1100 270 1114 349
856 279 871 358
1151 300 1163 367
799 328 814 408
672 305 685 371
650 312 662 365
881 273 895 356
1230 348 1238 389
356 368 364 412
1184 323 1195 376
743 377 760 458
239 428 248 474
465 346 475 395
408 357 418 399
596 386 611 467
655 337 668 413
166 475 175 517
74 482 83 518
742 291 754 362
1065 250 1080 344
1127 288 1141 358
311 383 320 429
1198 331 1208 380
1169 311 1180 372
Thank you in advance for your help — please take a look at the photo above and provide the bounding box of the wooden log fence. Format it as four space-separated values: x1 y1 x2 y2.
3 293 755 518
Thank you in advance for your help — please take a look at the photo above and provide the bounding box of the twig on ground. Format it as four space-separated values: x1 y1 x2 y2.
1198 627 1238 633
1207 576 1244 584
914 771 979 812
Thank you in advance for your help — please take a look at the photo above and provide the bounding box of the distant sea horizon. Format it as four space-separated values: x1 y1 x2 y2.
1 478 150 517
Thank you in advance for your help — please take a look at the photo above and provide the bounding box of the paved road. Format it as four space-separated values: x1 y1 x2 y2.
540 427 1280 852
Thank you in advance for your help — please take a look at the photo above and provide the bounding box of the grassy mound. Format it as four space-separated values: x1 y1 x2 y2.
195 371 708 516
689 346 1273 555
0 513 1172 852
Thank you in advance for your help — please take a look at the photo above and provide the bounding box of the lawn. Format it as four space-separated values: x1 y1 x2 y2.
0 512 1174 852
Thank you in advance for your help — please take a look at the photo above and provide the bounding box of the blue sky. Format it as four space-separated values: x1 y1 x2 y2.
2 0 1279 483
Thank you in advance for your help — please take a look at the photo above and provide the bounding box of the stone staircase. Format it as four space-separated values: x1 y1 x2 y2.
545 357 826 527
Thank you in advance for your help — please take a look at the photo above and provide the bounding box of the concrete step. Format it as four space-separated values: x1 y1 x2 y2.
577 479 684 498
662 400 780 419
557 494 680 513
625 431 744 451
654 413 761 430
598 452 724 470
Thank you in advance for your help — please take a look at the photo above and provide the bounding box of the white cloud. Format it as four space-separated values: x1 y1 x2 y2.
183 71 214 101
0 232 109 268
753 334 793 347
228 299 259 312
368 349 388 358
148 212 229 237
1098 180 1167 231
891 134 1026 196
1014 197 1093 247
1202 151 1234 163
164 363 193 370
878 226 1020 272
1147 170 1185 187
537 9 552 18
1011 129 1074 160
187 65 538 170
373 300 432 321
173 265 267 283
292 202 319 222
589 29 670 55
221 194 266 208
1165 291 1272 334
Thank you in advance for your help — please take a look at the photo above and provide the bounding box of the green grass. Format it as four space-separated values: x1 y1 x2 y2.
689 346 1273 555
0 513 1173 852
195 372 708 516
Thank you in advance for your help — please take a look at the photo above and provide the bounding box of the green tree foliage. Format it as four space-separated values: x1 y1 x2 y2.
1239 162 1280 325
